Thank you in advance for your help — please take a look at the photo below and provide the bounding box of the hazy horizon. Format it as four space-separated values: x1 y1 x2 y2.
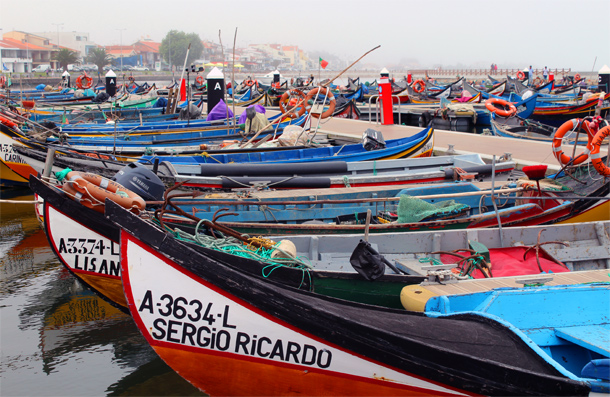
1 0 609 72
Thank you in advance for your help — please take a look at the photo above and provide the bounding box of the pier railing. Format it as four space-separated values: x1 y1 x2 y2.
410 68 572 79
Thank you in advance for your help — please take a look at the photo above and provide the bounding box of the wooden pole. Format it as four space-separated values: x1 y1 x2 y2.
172 43 191 114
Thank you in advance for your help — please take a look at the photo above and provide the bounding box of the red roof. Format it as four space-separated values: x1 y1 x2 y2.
0 37 49 50
133 41 160 52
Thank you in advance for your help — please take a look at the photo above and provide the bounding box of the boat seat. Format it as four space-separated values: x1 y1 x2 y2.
400 269 610 312
555 325 610 357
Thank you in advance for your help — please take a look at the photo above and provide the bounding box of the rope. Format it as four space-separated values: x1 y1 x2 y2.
342 175 351 187
155 218 314 289
200 152 223 163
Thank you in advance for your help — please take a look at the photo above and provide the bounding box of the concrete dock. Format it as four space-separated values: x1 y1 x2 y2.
310 116 607 172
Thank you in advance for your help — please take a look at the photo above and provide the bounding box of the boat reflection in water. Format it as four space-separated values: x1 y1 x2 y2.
0 191 204 396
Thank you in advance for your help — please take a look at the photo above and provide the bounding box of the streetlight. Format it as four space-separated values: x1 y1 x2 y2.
51 23 64 47
116 28 126 70
51 23 63 71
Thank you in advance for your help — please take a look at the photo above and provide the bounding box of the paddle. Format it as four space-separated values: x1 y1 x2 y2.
349 209 407 280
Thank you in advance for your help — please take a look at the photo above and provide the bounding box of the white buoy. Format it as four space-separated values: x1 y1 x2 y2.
270 240 297 259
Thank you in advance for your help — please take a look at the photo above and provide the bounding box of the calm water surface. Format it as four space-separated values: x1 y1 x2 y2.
1 189 205 396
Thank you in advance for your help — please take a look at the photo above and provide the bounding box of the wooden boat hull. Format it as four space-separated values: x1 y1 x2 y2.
0 125 37 185
140 126 435 166
40 183 127 309
109 201 592 396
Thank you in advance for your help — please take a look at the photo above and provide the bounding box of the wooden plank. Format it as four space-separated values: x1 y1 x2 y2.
555 325 610 356
421 269 610 296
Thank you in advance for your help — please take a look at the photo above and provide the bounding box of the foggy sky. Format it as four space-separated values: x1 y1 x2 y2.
1 0 609 72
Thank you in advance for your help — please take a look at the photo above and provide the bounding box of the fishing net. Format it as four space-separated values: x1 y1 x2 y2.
152 217 314 287
397 195 470 223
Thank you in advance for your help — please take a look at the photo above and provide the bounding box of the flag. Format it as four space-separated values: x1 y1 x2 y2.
319 57 328 69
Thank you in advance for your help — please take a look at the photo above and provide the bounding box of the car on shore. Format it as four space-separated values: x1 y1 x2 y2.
132 66 149 71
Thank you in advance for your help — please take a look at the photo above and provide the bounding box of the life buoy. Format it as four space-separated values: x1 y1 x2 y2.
485 98 517 118
412 79 425 93
552 118 596 166
590 125 610 176
574 73 581 81
305 87 336 119
62 171 146 214
279 89 306 118
244 79 258 87
516 71 525 80
75 74 93 89
196 75 204 86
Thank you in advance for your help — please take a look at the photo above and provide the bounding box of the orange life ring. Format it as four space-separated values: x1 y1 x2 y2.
485 98 517 118
75 74 93 89
305 87 336 119
62 171 146 214
552 118 596 166
279 89 306 119
196 75 205 86
412 79 425 93
590 125 610 176
516 71 525 80
574 73 581 81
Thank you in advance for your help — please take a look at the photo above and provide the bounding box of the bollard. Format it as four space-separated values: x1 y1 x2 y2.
378 68 393 125
206 67 225 113
598 65 610 95
105 69 117 97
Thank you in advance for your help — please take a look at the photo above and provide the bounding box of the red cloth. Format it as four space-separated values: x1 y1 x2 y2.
179 78 186 101
440 247 570 279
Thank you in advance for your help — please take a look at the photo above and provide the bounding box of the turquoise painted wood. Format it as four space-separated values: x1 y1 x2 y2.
424 282 610 392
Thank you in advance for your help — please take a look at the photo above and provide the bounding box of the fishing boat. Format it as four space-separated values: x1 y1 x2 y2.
138 125 434 165
31 170 609 316
155 152 513 190
489 114 586 143
530 92 610 126
106 199 609 396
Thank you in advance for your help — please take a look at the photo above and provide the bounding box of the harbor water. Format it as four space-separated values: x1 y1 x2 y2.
0 189 206 396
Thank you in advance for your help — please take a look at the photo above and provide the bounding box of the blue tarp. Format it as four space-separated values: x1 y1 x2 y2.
154 97 168 108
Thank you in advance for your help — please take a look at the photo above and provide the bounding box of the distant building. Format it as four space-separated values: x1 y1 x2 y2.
33 31 97 59
0 31 61 72
133 39 161 67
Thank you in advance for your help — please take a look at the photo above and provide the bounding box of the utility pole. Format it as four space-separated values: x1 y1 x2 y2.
116 28 126 70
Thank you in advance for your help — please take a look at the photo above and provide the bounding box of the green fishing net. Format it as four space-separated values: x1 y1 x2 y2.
397 195 470 223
